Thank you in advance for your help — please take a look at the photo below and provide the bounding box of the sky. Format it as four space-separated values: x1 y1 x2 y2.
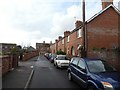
0 0 119 48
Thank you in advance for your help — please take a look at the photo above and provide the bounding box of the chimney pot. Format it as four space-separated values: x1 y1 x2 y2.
101 0 113 9
64 31 70 37
43 41 45 43
58 36 62 41
75 20 83 28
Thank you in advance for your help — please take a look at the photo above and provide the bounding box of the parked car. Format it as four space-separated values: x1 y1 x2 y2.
44 53 49 58
54 55 70 68
68 57 120 90
44 53 51 60
49 54 57 63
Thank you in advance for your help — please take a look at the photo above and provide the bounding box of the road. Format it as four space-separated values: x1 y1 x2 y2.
28 55 84 88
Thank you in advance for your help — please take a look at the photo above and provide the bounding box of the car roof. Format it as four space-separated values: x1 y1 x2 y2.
71 57 102 61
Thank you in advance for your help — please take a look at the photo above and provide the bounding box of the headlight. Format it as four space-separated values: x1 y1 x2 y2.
101 81 114 90
58 61 61 65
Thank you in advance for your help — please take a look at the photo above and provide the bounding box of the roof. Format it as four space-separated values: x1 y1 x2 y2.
27 46 36 52
0 43 16 45
87 4 120 23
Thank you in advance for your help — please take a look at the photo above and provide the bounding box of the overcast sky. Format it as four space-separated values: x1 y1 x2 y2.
0 0 119 48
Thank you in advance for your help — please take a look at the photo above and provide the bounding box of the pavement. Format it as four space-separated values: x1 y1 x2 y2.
2 56 38 89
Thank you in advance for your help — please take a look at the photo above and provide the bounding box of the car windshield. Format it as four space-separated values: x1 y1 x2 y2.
86 60 116 73
57 56 68 60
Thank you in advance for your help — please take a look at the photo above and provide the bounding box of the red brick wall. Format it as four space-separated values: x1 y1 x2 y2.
86 7 120 72
57 39 64 52
89 51 120 72
87 7 119 56
50 44 56 54
22 51 39 61
66 30 82 57
1 55 13 75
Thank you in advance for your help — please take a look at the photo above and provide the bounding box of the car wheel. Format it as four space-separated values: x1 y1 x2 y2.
68 72 72 81
54 62 56 66
56 63 59 68
88 86 96 90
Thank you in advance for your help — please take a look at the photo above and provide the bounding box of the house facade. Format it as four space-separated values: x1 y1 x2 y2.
86 4 120 58
0 43 17 55
50 20 83 57
50 1 120 71
36 41 51 55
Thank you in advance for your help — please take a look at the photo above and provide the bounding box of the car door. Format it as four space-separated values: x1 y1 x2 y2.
70 58 79 78
76 59 88 87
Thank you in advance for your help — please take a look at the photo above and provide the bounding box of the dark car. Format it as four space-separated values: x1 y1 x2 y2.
68 57 120 90
49 54 57 63
44 53 49 58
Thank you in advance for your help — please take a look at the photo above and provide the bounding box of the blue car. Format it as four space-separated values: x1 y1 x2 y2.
68 57 120 90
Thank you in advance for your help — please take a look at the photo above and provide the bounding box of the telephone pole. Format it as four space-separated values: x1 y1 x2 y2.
82 0 86 57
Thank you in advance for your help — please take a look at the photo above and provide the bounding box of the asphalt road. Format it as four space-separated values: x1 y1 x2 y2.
28 55 84 89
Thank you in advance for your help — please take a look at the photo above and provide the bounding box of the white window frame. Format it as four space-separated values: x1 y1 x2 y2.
62 39 64 44
77 29 82 38
67 36 70 42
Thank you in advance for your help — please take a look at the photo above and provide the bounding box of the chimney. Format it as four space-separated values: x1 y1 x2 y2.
118 1 120 10
75 20 83 28
64 31 70 37
101 0 113 9
50 41 52 44
55 39 58 43
58 36 62 41
43 41 45 44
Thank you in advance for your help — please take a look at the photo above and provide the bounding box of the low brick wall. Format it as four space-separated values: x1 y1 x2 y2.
87 51 120 72
22 51 39 61
1 55 13 75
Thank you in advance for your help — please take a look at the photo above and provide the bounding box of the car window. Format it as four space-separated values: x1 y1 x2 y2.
72 58 79 65
86 60 116 73
57 56 68 60
78 60 86 70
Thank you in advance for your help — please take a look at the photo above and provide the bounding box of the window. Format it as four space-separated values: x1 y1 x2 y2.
62 39 64 44
72 58 79 65
78 60 86 70
57 56 68 60
77 29 82 38
67 36 70 42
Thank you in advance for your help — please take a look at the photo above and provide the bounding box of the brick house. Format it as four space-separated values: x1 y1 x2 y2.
50 20 83 57
86 4 120 57
0 43 19 74
50 1 120 71
0 43 16 55
36 41 51 55
50 0 120 57
85 3 120 71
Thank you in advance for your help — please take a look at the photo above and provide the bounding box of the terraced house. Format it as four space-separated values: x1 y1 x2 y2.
50 1 120 71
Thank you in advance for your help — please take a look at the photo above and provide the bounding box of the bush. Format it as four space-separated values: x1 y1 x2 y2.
56 50 66 55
